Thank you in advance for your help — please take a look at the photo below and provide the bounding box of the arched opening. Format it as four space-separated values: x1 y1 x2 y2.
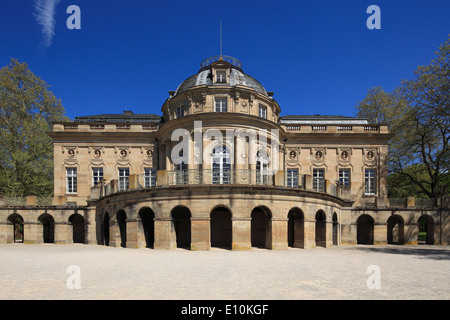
171 206 191 249
139 207 155 248
418 215 434 245
8 214 24 243
387 215 405 245
210 206 232 249
69 213 85 244
103 212 110 246
287 208 304 248
38 214 55 243
357 214 374 245
251 206 271 249
116 210 127 248
315 210 327 247
332 212 339 246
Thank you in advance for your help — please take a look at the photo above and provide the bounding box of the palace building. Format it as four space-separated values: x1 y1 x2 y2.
1 56 449 248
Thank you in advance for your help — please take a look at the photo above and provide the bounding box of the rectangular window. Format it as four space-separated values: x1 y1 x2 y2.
215 97 227 112
66 168 77 194
339 168 351 187
259 105 267 119
216 71 226 83
176 106 184 118
365 169 376 195
144 168 156 187
92 168 104 186
312 168 325 192
118 168 130 191
287 169 299 188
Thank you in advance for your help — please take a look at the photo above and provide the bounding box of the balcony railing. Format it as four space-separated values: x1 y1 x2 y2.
167 169 274 186
96 169 346 199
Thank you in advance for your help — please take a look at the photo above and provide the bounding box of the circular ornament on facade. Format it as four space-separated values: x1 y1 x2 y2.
367 150 375 160
94 149 101 158
120 150 128 158
289 150 296 160
315 150 323 160
146 150 153 159
341 150 349 160
67 149 75 158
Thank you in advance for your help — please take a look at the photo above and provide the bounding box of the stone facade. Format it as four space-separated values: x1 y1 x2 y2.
0 56 449 248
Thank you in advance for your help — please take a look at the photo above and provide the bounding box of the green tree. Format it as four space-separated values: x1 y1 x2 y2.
356 36 450 198
0 58 68 197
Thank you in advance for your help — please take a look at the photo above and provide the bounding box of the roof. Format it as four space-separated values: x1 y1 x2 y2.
174 61 268 97
280 114 369 124
74 113 162 123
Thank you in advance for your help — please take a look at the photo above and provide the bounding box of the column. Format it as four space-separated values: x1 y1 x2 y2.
374 222 387 245
190 217 210 250
271 218 288 250
303 219 316 249
232 217 251 250
153 218 177 250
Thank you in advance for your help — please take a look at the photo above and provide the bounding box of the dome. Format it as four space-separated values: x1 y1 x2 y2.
174 56 268 97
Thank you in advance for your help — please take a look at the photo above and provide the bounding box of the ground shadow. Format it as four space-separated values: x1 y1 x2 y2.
347 245 450 261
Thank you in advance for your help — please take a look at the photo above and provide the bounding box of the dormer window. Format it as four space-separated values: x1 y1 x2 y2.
216 71 227 83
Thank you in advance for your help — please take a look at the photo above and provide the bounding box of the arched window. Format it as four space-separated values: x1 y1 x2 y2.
212 146 231 184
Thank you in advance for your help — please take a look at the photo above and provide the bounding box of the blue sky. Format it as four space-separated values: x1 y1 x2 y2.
1 0 449 120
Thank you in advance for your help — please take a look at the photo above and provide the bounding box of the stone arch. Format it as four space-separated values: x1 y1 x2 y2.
287 207 304 248
139 207 155 248
251 206 272 249
387 214 404 245
69 213 85 244
171 205 191 249
357 214 374 245
210 206 232 249
332 212 339 246
38 213 55 243
418 215 434 245
103 212 110 246
8 214 24 243
315 210 327 247
116 209 127 248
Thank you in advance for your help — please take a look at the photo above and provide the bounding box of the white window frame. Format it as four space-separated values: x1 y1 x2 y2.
118 168 130 191
66 167 77 194
215 97 227 112
287 169 299 188
364 169 376 195
144 168 156 187
259 105 267 119
216 71 226 83
312 168 325 192
339 168 351 187
92 167 104 186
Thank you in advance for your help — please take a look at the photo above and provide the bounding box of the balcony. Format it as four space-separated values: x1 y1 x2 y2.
93 169 345 199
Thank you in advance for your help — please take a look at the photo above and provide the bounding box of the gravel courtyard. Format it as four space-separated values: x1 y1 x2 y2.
0 244 449 300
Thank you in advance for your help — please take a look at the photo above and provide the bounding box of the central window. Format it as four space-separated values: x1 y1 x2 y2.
212 146 231 184
66 168 77 194
215 97 227 112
